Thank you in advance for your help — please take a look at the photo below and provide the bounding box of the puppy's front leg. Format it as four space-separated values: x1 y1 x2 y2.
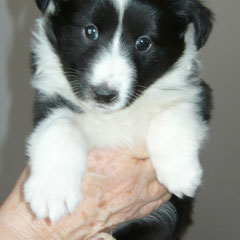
147 103 207 198
24 109 87 222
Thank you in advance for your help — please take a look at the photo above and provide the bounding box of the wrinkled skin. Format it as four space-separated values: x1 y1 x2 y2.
0 149 171 240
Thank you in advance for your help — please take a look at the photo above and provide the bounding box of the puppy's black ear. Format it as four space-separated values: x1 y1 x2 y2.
189 0 214 49
176 0 214 49
35 0 51 13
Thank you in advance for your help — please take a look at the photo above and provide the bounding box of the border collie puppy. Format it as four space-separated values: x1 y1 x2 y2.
24 0 213 239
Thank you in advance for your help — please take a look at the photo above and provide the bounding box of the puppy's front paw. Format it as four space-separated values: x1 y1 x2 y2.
90 233 116 240
156 164 203 198
24 173 82 222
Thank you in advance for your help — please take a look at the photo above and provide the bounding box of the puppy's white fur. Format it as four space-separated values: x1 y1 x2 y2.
25 109 87 222
25 3 207 221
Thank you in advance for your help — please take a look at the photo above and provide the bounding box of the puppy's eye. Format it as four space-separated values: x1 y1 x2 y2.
84 25 99 41
135 36 152 52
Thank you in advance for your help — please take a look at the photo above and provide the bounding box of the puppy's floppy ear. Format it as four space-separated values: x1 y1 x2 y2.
189 0 214 49
35 0 51 13
176 0 214 49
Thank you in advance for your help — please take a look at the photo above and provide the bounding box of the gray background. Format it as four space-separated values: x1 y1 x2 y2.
0 0 239 239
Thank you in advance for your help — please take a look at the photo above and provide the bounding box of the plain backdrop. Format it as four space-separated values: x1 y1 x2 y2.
0 0 239 239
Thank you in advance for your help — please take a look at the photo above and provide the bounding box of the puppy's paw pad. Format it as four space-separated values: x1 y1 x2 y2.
24 174 82 222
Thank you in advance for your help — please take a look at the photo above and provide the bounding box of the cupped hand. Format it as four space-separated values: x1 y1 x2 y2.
0 149 171 240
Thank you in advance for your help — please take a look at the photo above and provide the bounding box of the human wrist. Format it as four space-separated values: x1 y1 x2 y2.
0 201 99 240
0 168 63 240
0 202 49 240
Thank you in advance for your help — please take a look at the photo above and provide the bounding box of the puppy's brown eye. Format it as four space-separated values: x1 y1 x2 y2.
135 36 152 52
85 25 99 41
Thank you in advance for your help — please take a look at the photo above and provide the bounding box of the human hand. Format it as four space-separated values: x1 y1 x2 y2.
0 149 171 240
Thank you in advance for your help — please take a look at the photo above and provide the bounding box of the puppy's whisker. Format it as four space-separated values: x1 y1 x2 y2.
64 68 82 74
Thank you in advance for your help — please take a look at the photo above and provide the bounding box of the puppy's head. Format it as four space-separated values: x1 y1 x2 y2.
35 0 213 112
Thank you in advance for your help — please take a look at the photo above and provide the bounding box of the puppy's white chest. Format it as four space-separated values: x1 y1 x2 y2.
79 97 163 152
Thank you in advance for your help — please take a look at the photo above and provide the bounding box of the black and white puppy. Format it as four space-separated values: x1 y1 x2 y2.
24 0 213 239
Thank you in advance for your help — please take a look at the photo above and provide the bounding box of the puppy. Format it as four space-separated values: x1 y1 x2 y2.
24 0 213 239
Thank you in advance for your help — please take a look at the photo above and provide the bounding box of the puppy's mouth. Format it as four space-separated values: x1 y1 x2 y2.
93 105 115 113
81 95 130 113
86 101 125 113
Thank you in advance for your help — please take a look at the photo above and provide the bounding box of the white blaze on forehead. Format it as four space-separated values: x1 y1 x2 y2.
90 0 135 108
111 0 130 54
91 0 131 85
112 0 130 13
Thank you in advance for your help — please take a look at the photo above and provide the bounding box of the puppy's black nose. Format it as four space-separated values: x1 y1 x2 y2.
92 86 118 104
